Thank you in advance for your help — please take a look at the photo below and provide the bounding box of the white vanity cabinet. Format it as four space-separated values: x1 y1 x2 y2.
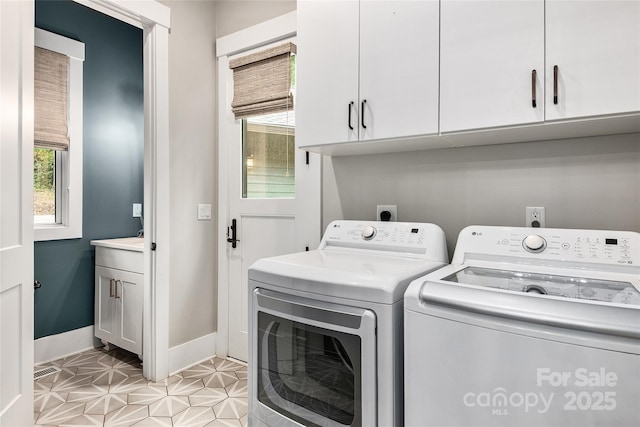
440 0 640 133
297 0 439 147
91 238 143 357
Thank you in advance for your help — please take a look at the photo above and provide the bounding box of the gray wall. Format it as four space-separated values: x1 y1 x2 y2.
159 0 218 347
214 0 296 38
323 133 640 259
34 0 143 339
158 0 296 348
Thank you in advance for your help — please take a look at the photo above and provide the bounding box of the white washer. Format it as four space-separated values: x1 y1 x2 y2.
404 225 640 427
248 220 448 427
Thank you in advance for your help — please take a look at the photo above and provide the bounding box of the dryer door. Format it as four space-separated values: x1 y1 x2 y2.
251 288 376 427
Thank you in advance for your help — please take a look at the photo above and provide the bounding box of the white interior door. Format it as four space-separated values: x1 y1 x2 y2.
218 34 322 362
0 1 34 424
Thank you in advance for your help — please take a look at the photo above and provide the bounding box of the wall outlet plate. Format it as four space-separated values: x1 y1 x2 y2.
377 204 397 222
526 206 545 228
132 203 142 218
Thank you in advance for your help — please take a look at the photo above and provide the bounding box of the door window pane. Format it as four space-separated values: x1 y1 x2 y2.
242 111 295 199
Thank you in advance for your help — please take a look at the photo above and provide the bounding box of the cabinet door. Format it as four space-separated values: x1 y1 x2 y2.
360 0 440 141
95 266 116 343
546 0 640 120
297 0 360 147
115 270 143 356
440 0 544 132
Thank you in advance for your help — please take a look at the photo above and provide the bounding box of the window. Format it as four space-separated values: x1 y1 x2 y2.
230 42 297 199
34 28 84 241
242 111 295 199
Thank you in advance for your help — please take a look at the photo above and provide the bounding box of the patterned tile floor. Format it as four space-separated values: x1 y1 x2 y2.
33 347 248 426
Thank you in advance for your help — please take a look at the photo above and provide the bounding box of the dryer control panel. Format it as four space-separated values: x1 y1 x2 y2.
320 220 448 260
454 226 640 267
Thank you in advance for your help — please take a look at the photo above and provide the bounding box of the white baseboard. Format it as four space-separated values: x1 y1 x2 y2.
168 332 217 376
34 325 100 365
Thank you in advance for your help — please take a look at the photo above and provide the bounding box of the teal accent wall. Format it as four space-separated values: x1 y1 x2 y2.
34 0 143 339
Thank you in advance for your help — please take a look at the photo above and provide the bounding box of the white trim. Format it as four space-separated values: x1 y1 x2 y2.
34 326 99 365
72 0 171 382
74 0 170 29
216 54 231 359
216 11 296 58
168 333 217 376
34 29 84 242
216 13 298 359
143 23 171 382
35 28 85 60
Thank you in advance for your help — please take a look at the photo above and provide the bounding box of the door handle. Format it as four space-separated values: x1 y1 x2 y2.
114 280 121 299
227 218 240 249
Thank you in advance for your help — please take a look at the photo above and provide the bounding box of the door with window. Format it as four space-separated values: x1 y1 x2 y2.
218 34 321 362
1 1 34 424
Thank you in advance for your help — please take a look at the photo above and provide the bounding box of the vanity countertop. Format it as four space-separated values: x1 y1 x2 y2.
90 237 144 252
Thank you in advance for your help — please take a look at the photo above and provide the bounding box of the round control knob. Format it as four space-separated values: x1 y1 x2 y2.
362 225 377 240
522 235 547 253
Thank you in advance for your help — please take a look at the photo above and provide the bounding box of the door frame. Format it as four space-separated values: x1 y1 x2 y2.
72 0 171 381
215 12 301 358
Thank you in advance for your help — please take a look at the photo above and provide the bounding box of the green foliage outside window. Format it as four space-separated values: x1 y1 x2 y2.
34 148 54 190
34 147 55 217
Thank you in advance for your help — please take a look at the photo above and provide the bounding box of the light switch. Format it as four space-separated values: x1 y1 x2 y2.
198 203 212 221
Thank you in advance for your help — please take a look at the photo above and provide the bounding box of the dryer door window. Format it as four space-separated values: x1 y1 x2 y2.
253 288 376 427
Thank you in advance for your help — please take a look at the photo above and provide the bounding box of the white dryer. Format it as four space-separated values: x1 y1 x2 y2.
404 225 640 427
248 220 448 427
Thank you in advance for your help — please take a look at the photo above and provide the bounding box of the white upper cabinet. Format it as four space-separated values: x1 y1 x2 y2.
297 0 440 148
545 0 640 120
440 0 545 133
296 0 640 156
297 1 360 147
359 0 440 141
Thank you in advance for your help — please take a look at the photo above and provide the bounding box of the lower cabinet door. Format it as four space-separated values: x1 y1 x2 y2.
116 270 143 355
95 266 117 343
94 266 143 356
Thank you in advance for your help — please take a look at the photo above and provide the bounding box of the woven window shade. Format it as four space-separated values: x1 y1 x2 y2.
34 46 69 151
229 42 296 119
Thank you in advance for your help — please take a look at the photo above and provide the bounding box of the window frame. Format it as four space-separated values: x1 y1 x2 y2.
34 28 84 241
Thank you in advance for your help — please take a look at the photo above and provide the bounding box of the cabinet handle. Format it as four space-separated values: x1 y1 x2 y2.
348 101 354 130
553 65 559 105
361 99 367 129
531 69 537 108
115 280 121 299
110 279 115 298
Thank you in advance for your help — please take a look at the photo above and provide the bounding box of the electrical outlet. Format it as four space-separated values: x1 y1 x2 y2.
526 206 545 228
132 203 142 218
376 205 397 222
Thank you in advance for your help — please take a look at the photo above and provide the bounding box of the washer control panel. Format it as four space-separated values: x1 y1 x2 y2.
320 220 447 257
455 226 640 266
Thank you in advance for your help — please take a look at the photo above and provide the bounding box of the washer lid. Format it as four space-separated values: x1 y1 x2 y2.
444 266 640 306
249 249 447 304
